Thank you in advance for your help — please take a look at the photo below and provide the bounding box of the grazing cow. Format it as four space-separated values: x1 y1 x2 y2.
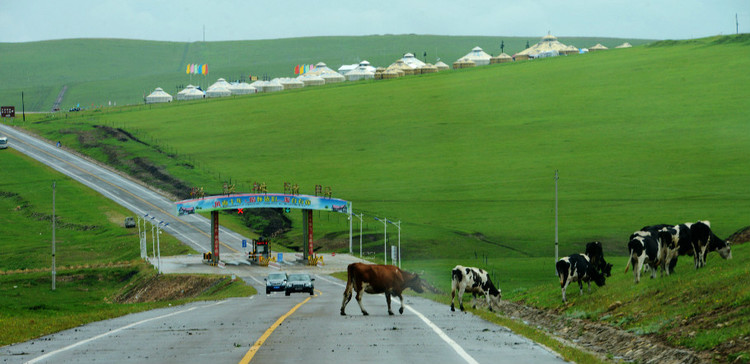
585 241 613 277
690 220 732 268
661 223 695 274
556 254 606 303
450 265 502 312
624 230 662 283
340 263 423 316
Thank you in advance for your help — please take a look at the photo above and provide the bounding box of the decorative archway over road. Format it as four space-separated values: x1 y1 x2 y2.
175 193 351 264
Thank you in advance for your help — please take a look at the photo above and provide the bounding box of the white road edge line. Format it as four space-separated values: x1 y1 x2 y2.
24 300 229 364
313 275 479 364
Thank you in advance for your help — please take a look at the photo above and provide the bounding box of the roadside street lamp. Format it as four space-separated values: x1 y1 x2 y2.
350 213 364 257
374 217 387 264
387 220 401 268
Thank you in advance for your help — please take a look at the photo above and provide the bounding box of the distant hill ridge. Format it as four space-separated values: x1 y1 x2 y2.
0 34 652 110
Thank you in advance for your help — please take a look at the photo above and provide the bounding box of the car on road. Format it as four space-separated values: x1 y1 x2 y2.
124 216 136 228
285 273 315 296
265 272 288 294
0 136 7 149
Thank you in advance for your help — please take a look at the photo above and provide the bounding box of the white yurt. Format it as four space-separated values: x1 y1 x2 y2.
175 85 205 101
145 87 172 103
307 62 346 83
320 72 345 83
339 60 376 75
345 64 375 81
615 42 633 48
489 53 513 64
515 34 573 59
205 84 231 98
589 43 609 51
457 46 492 66
228 82 257 95
297 74 325 86
209 78 232 89
435 61 450 71
278 77 305 90
250 80 269 92
401 53 426 69
264 79 284 92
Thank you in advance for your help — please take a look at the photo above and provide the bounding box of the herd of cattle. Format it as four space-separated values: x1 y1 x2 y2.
340 220 733 315
557 220 732 303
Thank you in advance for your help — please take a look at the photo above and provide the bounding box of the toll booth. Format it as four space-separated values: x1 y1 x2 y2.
247 237 270 264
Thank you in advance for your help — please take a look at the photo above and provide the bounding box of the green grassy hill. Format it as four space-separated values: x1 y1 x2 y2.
0 35 650 111
16 34 750 262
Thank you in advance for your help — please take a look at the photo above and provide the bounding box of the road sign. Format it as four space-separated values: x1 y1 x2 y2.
242 239 247 248
1 106 14 118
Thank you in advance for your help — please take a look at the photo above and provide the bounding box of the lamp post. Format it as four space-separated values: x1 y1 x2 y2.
150 216 156 264
387 220 401 268
350 213 364 257
156 221 168 274
374 217 387 264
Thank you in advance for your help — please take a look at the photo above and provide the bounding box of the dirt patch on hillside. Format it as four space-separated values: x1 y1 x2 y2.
114 274 228 303
729 226 750 245
493 299 712 364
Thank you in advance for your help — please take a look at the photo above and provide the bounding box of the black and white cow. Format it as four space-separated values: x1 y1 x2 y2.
690 220 732 268
450 265 501 312
585 241 613 277
660 223 695 274
624 229 663 283
556 254 606 303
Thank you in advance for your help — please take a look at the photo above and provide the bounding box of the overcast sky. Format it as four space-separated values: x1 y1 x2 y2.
1 0 747 43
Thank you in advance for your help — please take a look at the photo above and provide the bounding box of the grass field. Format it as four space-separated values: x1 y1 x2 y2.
16 34 750 262
0 35 651 111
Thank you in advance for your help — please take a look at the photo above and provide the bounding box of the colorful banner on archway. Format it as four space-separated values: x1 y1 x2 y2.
175 193 351 216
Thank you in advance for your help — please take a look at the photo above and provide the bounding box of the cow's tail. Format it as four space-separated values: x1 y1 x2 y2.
624 249 633 273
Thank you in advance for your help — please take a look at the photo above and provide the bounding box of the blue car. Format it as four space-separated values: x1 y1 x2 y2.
265 272 288 294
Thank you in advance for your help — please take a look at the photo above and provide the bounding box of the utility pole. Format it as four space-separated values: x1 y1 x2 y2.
388 220 402 268
737 13 740 35
52 181 56 291
21 91 26 122
554 170 559 273
375 217 387 264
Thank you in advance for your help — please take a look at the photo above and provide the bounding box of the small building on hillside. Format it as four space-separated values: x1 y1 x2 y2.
401 53 426 69
435 61 450 71
514 34 572 60
175 85 205 101
615 42 633 48
145 87 173 103
589 43 609 51
456 46 492 66
490 53 513 64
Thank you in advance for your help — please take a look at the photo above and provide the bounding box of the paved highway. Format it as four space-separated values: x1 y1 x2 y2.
0 124 567 363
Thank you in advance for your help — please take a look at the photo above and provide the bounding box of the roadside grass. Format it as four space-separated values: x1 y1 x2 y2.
512 243 750 361
0 263 255 347
0 148 192 271
0 149 255 346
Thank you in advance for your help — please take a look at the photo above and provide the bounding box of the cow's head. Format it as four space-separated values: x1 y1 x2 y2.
488 286 502 309
404 271 424 293
717 243 732 260
602 262 613 277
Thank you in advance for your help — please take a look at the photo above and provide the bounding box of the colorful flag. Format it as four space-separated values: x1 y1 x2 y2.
202 64 208 74
294 65 300 74
186 64 190 74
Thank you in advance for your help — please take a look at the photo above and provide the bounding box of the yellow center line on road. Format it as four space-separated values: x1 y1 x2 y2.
239 291 320 364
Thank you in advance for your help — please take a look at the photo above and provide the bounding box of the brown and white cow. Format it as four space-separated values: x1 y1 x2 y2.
450 265 501 312
340 263 423 316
